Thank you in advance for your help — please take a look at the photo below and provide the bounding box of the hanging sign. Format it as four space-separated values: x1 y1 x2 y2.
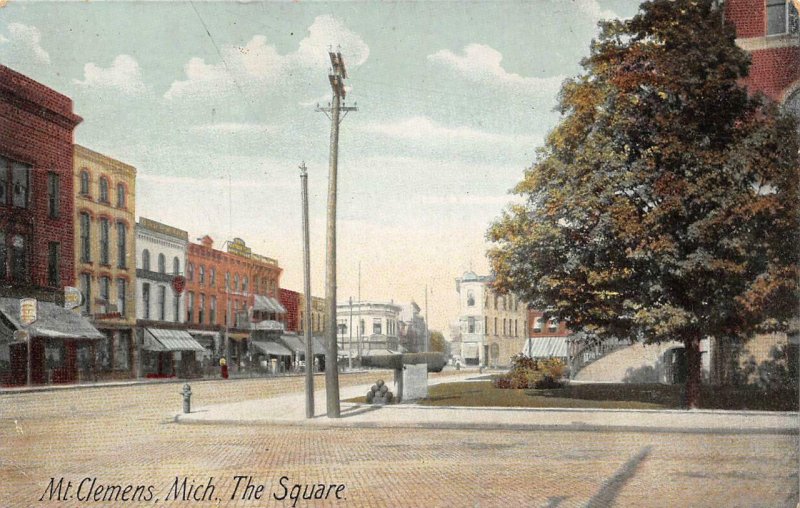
172 275 187 295
19 298 37 326
64 287 83 310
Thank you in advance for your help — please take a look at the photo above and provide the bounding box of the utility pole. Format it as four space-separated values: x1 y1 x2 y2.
348 296 353 370
317 50 357 418
300 162 314 419
357 261 361 359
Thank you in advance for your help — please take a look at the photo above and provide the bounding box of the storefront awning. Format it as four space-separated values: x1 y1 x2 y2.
228 332 249 341
144 328 205 352
280 334 304 352
251 320 284 331
310 336 327 355
523 337 568 358
0 297 104 341
251 340 292 356
253 295 287 314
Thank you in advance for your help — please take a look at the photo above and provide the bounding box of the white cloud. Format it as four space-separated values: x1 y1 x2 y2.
575 0 620 24
428 43 564 98
357 116 540 145
74 55 147 95
0 22 51 65
165 15 369 100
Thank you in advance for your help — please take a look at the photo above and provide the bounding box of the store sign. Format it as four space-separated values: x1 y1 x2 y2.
172 275 187 295
227 237 252 258
64 287 83 310
19 298 37 326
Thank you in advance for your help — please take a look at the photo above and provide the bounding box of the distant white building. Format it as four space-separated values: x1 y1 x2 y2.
135 218 187 324
336 301 402 357
455 271 491 365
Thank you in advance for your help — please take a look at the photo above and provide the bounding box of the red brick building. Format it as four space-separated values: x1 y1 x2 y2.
726 0 799 103
527 310 571 338
0 65 82 302
185 236 283 368
279 288 301 333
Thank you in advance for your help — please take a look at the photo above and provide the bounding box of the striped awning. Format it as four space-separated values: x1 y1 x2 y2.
280 334 304 352
144 328 205 352
523 337 568 358
251 340 292 356
253 295 287 314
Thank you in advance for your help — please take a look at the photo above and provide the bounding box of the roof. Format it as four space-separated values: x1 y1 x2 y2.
523 337 568 358
251 340 292 356
143 328 205 352
0 298 104 340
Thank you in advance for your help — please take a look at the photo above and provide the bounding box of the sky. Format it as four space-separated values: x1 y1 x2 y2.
0 0 638 338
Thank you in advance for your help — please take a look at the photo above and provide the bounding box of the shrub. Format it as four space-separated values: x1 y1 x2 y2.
493 355 567 389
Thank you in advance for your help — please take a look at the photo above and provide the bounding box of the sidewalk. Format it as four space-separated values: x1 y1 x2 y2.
174 373 800 435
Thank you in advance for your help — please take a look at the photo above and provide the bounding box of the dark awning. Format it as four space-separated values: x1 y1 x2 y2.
0 297 104 341
280 334 304 352
251 340 292 356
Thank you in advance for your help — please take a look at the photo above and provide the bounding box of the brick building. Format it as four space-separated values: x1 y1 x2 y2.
0 65 109 386
74 145 137 381
279 288 301 333
186 236 284 371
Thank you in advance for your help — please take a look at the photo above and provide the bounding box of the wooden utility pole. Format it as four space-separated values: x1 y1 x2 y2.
316 50 357 418
300 162 314 419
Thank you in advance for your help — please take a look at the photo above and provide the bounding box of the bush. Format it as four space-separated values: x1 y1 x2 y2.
492 355 567 389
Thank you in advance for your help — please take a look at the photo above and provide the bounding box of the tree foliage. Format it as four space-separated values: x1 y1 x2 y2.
487 0 799 404
429 330 445 353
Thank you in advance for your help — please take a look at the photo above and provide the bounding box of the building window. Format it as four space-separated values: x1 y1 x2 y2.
548 319 558 331
80 170 90 196
494 317 498 335
158 286 166 321
117 222 127 268
198 294 205 324
10 234 28 282
99 276 110 313
173 257 180 275
210 268 216 287
187 263 194 281
116 278 126 315
514 319 518 337
80 273 91 314
116 183 126 208
80 213 91 262
114 331 131 370
359 319 365 335
225 271 230 289
0 232 5 279
373 318 382 335
199 265 205 285
767 0 799 35
468 317 476 334
158 253 166 274
47 242 60 287
467 290 475 307
47 172 59 218
99 177 109 203
243 277 248 293
0 157 31 208
99 218 110 265
142 283 151 319
210 296 216 324
187 291 194 322
142 249 150 271
173 293 180 323
234 274 239 291
503 318 507 336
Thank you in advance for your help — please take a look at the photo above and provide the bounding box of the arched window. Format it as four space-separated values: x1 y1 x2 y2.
79 170 90 196
234 274 239 291
99 177 109 203
225 272 230 289
467 290 475 307
243 277 248 293
117 183 126 208
199 265 205 284
210 268 216 286
142 249 150 271
187 263 194 281
158 253 166 273
173 257 180 275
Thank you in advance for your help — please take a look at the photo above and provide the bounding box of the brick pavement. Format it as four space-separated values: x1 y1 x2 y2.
1 371 797 507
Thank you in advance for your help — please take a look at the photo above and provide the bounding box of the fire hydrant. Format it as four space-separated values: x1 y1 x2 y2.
181 383 192 414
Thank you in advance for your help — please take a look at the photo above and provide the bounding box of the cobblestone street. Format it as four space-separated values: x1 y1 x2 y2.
1 373 797 508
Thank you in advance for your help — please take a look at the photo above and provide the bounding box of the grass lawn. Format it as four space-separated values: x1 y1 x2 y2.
345 381 798 411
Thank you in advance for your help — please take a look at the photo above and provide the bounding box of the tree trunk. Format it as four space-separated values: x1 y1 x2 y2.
684 334 702 409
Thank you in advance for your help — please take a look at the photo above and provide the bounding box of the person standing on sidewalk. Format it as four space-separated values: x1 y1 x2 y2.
220 357 229 379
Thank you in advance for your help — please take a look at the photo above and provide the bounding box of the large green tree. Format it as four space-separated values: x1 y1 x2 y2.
429 330 446 353
488 0 799 408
